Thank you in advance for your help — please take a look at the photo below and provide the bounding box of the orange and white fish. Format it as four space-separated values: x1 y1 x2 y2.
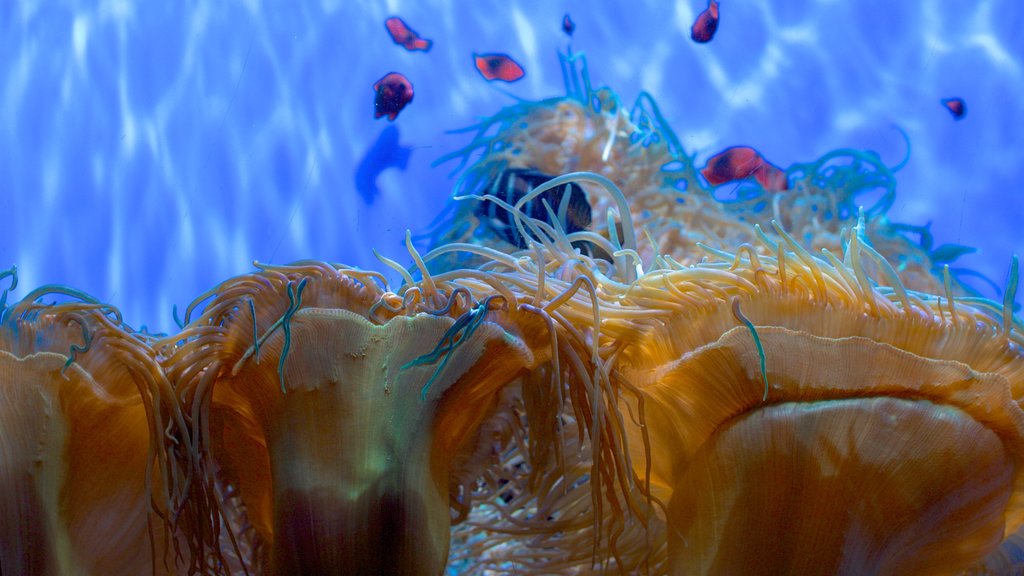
941 97 966 120
473 53 526 82
373 72 414 121
700 146 788 192
385 17 432 52
691 0 720 43
562 14 575 37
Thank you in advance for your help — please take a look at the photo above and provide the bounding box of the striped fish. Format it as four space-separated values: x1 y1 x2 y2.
475 168 592 249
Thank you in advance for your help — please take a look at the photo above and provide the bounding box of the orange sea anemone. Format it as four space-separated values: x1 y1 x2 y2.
0 286 193 575
403 169 1024 573
605 224 1024 574
13 180 1011 574
413 52 1024 571
156 258 647 574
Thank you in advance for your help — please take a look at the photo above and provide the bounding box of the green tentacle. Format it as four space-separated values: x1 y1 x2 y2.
732 298 769 401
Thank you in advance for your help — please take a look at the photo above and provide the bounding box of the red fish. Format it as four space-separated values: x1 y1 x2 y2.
473 53 526 82
941 97 966 120
691 0 720 44
562 14 575 36
700 146 789 192
373 72 413 121
385 17 432 52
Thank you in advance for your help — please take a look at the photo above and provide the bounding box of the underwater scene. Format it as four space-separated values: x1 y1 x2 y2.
2 0 1024 574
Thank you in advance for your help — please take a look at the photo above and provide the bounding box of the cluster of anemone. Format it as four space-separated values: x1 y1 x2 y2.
2 52 1022 575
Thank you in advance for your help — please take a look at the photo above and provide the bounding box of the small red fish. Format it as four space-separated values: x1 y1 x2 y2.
474 53 526 82
691 0 720 44
385 16 432 52
701 146 789 192
941 97 966 120
373 72 413 121
562 14 575 36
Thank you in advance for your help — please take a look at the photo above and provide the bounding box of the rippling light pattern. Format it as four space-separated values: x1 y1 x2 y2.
1 1 1020 330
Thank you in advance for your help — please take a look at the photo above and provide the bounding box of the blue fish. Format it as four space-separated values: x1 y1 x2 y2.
355 125 412 203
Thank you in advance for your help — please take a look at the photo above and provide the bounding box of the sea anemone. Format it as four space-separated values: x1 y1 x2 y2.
156 257 646 574
405 165 1024 573
416 52 1024 573
0 285 194 575
429 52 948 296
608 222 1024 574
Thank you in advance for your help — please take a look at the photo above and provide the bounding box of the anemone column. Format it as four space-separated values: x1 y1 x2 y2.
0 298 185 575
614 241 1024 575
165 265 544 575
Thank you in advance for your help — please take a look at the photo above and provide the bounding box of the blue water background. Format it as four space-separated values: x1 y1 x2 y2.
1 0 1021 333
